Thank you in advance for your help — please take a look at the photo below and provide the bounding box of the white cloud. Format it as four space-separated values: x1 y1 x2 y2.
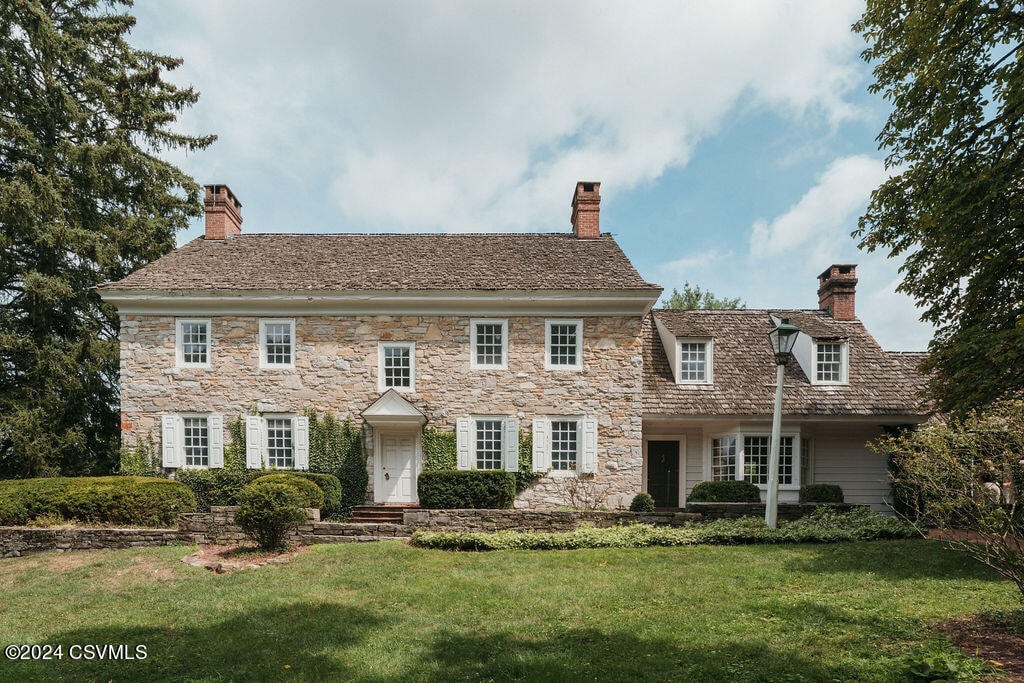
134 0 866 232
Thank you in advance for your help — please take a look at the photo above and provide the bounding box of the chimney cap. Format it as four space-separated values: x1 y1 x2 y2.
204 183 242 210
818 264 857 282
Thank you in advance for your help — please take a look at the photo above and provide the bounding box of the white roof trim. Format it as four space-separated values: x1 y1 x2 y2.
98 288 660 316
361 389 427 427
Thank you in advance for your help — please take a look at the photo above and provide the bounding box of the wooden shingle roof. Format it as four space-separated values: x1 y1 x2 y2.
644 310 931 418
99 233 660 293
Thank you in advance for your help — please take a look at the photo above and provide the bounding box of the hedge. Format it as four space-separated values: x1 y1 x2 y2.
417 471 516 509
235 479 308 549
174 468 265 510
688 480 762 503
0 476 196 527
288 472 343 519
800 483 844 504
251 474 325 510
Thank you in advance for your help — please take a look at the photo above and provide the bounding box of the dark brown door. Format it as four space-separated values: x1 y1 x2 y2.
647 440 680 508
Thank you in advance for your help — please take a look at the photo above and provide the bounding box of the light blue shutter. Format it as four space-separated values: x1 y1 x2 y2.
294 416 309 470
208 415 224 469
580 418 598 473
503 418 519 472
456 418 471 470
245 416 262 469
161 415 179 468
532 418 549 472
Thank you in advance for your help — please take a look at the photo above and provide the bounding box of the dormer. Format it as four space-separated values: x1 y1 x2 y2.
782 315 850 386
654 316 713 385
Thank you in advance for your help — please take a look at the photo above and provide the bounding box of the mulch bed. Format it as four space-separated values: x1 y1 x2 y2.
939 613 1024 682
182 544 309 573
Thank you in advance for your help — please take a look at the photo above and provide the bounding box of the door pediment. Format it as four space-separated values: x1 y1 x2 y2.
361 389 428 429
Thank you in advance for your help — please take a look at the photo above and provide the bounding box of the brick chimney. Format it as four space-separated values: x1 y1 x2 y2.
204 184 242 239
571 181 601 238
818 264 858 320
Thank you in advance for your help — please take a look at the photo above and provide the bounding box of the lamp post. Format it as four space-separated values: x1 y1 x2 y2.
766 318 800 529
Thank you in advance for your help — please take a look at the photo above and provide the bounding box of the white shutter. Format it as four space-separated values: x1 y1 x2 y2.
532 418 550 472
208 414 224 469
503 418 519 472
245 416 263 469
580 418 598 473
161 415 179 468
294 416 310 470
456 418 471 470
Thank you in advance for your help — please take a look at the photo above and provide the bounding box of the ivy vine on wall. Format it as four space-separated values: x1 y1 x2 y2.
421 426 541 494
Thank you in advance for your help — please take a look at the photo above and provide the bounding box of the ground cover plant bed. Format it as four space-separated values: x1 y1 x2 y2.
0 539 1018 681
410 508 918 551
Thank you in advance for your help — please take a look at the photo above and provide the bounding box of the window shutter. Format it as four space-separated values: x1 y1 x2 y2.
503 418 519 472
208 414 224 469
245 416 263 469
580 418 598 473
532 418 550 472
161 415 179 468
456 418 471 470
294 416 310 470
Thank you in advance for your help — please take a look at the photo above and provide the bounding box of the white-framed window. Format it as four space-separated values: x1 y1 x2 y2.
545 319 583 370
800 437 813 486
677 338 712 384
244 415 309 470
161 413 224 469
456 416 519 471
531 416 598 474
708 432 799 488
813 341 848 384
175 319 211 368
470 319 508 370
259 319 295 369
378 341 415 392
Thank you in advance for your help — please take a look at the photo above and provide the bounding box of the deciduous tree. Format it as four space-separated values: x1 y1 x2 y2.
855 1 1024 414
662 282 744 310
0 0 213 477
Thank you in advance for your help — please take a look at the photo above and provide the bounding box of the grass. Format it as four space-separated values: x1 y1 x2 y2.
0 539 1017 682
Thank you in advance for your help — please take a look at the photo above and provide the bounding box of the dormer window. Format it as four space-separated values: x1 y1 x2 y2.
813 341 848 384
677 338 713 384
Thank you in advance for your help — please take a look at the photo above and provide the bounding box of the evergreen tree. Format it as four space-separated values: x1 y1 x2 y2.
0 0 214 477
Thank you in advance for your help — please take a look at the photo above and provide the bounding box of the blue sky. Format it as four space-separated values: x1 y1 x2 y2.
131 1 931 350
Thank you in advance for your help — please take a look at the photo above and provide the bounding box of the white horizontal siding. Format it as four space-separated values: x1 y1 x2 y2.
810 426 891 513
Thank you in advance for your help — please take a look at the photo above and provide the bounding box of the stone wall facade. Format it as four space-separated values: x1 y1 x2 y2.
120 314 646 509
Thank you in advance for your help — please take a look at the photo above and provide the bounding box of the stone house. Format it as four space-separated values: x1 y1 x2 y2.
98 182 928 510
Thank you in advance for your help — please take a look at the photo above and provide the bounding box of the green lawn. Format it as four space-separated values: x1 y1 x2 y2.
0 539 1015 682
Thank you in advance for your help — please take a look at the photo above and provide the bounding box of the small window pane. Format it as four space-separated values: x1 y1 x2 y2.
551 420 578 471
475 324 504 366
383 346 411 388
181 322 208 365
743 436 770 485
711 436 736 481
679 342 706 381
779 436 795 486
816 343 843 382
183 417 209 467
549 324 578 366
265 323 292 365
266 418 294 468
475 419 503 470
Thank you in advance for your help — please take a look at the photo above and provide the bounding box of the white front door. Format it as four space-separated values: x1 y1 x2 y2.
379 433 417 503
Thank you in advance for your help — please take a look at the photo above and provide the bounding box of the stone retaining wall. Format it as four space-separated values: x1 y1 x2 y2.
402 508 701 532
1 527 186 558
688 502 858 521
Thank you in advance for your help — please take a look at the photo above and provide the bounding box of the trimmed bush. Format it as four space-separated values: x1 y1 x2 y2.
410 508 918 551
800 483 845 504
291 472 343 519
417 471 516 509
0 476 195 527
235 480 308 549
688 480 762 503
175 468 265 510
630 493 656 512
252 474 325 510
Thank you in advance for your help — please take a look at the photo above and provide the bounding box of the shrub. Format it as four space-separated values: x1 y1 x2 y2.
688 480 762 503
782 506 918 542
417 471 516 509
252 473 326 510
175 468 264 510
799 483 844 503
629 492 656 512
235 480 308 549
0 476 195 527
291 472 343 519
